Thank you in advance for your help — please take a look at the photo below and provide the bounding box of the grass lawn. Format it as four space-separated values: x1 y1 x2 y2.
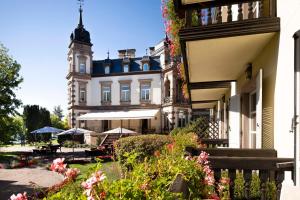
69 161 121 182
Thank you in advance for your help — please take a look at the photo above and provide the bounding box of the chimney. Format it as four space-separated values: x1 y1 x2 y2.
118 50 126 59
126 49 136 58
149 47 155 56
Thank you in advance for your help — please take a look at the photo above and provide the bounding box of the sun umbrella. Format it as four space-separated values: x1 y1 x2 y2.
31 126 64 134
57 127 92 160
56 128 91 136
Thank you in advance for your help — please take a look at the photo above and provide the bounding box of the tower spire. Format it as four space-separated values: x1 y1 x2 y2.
78 0 84 28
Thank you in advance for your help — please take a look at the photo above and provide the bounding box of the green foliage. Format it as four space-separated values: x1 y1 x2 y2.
0 43 23 116
104 148 207 199
62 140 90 148
0 116 25 144
114 134 172 166
266 181 277 200
23 105 52 142
0 43 23 144
234 171 245 200
50 114 65 130
45 181 86 200
250 172 261 199
53 105 64 120
170 117 207 137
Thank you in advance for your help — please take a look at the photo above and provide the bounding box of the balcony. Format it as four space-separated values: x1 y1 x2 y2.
173 0 280 110
175 0 279 40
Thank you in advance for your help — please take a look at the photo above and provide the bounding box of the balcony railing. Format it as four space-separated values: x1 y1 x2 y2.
186 147 294 200
174 0 277 28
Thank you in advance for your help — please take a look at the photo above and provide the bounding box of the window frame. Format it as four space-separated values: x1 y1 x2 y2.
119 80 132 104
78 82 87 105
104 65 110 74
100 81 112 105
78 56 87 74
139 79 152 103
123 64 129 73
142 63 150 71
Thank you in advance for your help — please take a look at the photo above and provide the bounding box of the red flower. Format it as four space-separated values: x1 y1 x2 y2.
167 143 175 152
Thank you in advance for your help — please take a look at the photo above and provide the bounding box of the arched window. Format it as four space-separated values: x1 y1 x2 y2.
165 79 170 97
123 64 129 73
143 63 149 71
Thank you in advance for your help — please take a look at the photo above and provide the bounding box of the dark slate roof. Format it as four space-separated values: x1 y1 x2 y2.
92 56 161 75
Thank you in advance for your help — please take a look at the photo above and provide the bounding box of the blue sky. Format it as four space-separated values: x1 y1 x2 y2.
0 0 165 115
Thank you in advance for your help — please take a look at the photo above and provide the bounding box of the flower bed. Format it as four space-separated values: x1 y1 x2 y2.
9 131 234 199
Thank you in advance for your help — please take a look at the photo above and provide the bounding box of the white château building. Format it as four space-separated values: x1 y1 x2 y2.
67 8 191 134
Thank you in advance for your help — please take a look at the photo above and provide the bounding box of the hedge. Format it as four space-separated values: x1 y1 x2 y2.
114 134 173 166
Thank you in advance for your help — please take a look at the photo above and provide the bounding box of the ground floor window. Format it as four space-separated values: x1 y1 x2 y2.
178 111 187 128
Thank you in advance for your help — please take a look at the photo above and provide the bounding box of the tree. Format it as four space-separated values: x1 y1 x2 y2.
0 43 23 144
50 114 65 129
23 105 52 142
53 105 64 120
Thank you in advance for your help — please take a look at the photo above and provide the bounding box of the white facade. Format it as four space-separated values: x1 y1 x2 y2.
67 36 191 134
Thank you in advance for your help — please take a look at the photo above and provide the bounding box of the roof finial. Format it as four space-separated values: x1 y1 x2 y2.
145 48 148 56
107 50 110 59
78 0 84 28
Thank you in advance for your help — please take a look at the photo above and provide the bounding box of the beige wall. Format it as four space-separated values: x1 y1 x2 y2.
236 34 279 149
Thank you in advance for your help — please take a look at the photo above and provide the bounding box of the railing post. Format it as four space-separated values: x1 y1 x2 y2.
216 6 222 24
275 170 285 200
185 8 192 28
259 170 269 200
227 4 232 23
269 0 277 17
207 7 212 25
243 170 252 199
248 2 254 19
238 3 243 21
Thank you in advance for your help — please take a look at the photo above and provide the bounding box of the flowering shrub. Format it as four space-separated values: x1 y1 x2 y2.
81 170 106 200
50 158 67 174
10 192 27 200
218 176 230 200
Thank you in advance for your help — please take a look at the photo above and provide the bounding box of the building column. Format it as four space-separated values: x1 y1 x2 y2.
229 81 241 148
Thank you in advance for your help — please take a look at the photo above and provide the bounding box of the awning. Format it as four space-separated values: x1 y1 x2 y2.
76 109 159 121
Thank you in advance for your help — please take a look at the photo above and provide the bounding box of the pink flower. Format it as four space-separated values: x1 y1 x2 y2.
220 177 230 184
203 165 212 175
185 156 192 161
65 168 80 180
197 151 209 165
204 173 215 186
82 170 106 200
10 192 27 200
50 158 67 174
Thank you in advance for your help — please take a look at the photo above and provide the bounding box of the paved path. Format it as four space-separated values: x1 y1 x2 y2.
0 145 89 153
0 167 63 200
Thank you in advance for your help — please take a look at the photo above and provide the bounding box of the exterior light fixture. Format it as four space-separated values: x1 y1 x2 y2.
245 63 252 80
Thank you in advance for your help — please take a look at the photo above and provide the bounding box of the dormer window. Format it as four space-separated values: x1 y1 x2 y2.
104 66 110 74
143 63 150 71
123 64 129 73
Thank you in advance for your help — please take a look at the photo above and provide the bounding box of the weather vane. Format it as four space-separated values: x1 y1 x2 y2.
78 0 84 10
